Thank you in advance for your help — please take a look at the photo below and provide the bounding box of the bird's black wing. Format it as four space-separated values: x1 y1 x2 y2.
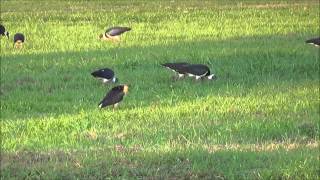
91 68 114 79
171 63 189 74
161 62 189 73
106 27 131 36
99 90 125 108
0 25 5 35
306 37 320 46
185 64 210 76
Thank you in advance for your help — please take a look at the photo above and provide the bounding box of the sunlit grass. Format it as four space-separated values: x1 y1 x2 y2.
0 0 319 179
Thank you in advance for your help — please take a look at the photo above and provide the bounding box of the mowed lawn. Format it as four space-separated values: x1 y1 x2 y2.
1 0 319 179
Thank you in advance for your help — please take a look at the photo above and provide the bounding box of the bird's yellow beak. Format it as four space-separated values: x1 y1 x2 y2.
123 85 129 94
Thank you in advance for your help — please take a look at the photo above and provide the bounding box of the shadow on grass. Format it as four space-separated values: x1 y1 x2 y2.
1 34 318 121
1 145 318 179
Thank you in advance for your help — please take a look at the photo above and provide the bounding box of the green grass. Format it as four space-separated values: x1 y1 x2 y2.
1 0 319 179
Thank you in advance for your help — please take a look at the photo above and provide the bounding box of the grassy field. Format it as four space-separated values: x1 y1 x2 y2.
1 0 319 179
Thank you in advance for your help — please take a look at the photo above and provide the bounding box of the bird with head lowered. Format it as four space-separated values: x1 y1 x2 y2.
91 68 118 84
99 26 131 42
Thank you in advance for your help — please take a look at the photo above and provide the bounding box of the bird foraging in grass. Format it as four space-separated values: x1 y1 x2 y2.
98 85 129 109
161 62 189 80
99 26 131 42
305 37 320 47
184 64 217 81
91 68 118 84
13 33 25 49
0 24 9 39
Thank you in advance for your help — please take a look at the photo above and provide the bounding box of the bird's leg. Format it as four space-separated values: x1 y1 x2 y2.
173 73 184 81
194 76 201 82
113 103 119 109
171 75 177 81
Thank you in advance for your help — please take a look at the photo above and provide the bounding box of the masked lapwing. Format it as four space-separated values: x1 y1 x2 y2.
91 68 118 84
98 85 129 109
0 24 9 39
13 33 25 49
99 26 131 42
306 37 320 47
184 64 217 81
161 62 189 80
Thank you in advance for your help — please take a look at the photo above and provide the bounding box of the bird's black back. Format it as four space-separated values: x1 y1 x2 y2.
106 27 131 36
99 86 125 108
14 33 25 43
184 64 210 76
306 37 320 46
162 62 189 73
91 68 115 79
0 25 5 35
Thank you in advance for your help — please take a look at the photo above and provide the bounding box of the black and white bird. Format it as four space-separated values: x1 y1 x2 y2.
161 62 189 79
0 24 9 39
13 33 25 48
98 85 129 109
91 68 118 84
183 64 217 80
305 37 320 47
99 26 131 41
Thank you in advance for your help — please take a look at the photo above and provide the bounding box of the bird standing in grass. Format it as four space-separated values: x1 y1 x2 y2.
13 33 25 48
161 62 189 80
305 37 320 47
91 68 118 84
99 26 131 42
0 24 9 39
99 85 129 109
184 64 217 81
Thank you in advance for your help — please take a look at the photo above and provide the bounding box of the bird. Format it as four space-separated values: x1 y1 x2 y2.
91 68 118 84
98 85 129 109
161 62 189 79
305 37 320 47
13 33 25 48
99 26 131 42
183 64 217 81
0 24 9 39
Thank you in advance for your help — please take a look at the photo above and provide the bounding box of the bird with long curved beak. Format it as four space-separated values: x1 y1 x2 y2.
99 26 131 42
13 33 25 49
98 85 129 109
